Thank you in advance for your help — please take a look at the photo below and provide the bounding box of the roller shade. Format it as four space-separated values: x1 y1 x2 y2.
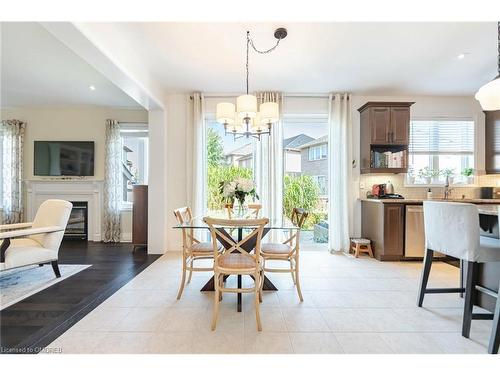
119 122 148 137
409 120 474 155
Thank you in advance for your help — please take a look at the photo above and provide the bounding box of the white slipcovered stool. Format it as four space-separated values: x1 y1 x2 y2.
418 201 500 354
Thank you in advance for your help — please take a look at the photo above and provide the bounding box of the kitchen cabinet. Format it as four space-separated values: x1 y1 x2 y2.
358 102 414 174
383 204 405 257
485 110 500 174
390 107 410 144
370 107 391 144
361 201 405 261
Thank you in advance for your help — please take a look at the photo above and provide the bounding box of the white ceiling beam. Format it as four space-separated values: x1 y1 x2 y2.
40 22 164 110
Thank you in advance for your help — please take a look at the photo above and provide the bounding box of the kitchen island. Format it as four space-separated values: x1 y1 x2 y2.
361 198 500 312
361 198 500 261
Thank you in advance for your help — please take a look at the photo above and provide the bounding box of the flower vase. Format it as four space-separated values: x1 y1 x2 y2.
235 199 247 218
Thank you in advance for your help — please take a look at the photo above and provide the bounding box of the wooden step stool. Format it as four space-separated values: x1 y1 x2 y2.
350 238 374 258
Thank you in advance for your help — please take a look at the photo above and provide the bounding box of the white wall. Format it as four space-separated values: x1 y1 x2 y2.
164 94 190 252
1 106 148 180
1 106 148 239
147 108 169 254
285 152 302 173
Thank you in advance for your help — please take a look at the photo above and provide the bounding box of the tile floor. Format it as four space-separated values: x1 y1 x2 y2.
44 251 495 354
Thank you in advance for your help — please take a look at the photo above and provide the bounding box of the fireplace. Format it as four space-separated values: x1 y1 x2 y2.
64 201 88 240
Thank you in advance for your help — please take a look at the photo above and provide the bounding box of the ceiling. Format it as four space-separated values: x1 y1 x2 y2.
1 22 498 108
1 22 142 108
100 22 498 96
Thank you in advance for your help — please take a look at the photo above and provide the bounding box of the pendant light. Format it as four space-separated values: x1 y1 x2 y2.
216 28 287 139
475 22 500 111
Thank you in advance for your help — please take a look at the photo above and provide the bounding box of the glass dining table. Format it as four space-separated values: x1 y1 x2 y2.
173 211 298 312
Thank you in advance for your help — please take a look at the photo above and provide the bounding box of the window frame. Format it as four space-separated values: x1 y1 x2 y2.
308 144 327 161
405 117 475 187
311 175 328 196
0 128 3 210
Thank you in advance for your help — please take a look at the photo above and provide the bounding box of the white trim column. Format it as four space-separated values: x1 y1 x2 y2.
148 109 168 254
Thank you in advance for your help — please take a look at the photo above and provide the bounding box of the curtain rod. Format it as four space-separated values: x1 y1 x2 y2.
203 93 330 99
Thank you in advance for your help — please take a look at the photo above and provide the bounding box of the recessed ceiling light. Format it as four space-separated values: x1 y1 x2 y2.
457 53 466 60
89 85 96 90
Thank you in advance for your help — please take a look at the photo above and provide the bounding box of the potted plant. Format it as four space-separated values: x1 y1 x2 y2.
461 167 474 184
441 168 455 185
407 166 415 184
418 167 433 185
430 169 441 184
220 177 259 217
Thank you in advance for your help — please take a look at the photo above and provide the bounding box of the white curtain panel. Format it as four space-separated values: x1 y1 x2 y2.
1 120 26 224
254 92 283 232
187 93 207 217
328 93 352 252
103 119 122 242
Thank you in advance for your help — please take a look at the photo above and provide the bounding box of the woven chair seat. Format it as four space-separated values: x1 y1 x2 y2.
261 243 293 255
190 242 218 253
218 253 258 270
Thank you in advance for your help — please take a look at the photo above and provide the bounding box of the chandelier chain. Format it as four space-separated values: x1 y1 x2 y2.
245 31 283 94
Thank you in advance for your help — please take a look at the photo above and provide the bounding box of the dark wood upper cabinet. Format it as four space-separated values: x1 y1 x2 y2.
485 110 500 174
358 101 414 174
371 107 391 144
390 107 410 144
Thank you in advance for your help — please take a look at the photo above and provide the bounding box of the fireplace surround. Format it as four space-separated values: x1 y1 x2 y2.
25 180 103 241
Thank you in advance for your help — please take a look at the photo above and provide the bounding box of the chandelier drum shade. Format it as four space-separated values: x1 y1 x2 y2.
475 22 500 111
216 28 287 139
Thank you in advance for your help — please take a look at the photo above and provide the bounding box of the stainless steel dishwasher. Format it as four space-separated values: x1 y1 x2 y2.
405 205 444 258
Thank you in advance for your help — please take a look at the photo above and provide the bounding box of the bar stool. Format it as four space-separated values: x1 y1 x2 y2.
417 201 500 354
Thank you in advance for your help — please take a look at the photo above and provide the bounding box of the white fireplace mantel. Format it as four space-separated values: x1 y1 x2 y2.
25 179 103 241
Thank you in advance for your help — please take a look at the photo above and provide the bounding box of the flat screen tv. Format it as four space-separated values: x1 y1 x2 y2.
34 141 95 176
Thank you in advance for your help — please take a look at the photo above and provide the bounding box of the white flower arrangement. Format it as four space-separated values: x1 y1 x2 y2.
220 178 259 204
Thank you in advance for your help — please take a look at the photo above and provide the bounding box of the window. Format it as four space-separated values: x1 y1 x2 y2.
120 123 149 206
283 115 329 249
311 175 327 195
205 118 255 211
308 144 327 161
408 120 474 184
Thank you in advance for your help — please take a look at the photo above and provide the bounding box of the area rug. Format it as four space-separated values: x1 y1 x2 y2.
0 264 91 310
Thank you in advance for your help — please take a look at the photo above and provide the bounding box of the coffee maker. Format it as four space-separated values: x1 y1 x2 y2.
368 183 404 199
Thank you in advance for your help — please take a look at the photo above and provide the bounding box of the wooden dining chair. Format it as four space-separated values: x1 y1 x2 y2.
261 208 308 302
224 203 262 219
204 217 268 331
248 203 262 218
173 207 221 300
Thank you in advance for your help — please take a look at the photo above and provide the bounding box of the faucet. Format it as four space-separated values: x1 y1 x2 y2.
444 176 454 200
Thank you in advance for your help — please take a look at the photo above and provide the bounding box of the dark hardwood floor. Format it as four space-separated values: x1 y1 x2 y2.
0 241 160 354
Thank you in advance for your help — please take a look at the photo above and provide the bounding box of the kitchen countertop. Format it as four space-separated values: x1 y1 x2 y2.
478 205 500 216
360 198 500 205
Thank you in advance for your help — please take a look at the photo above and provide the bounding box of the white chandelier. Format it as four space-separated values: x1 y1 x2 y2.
216 28 287 140
475 22 500 111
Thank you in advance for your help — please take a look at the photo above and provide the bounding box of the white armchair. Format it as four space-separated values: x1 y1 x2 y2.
0 199 73 277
